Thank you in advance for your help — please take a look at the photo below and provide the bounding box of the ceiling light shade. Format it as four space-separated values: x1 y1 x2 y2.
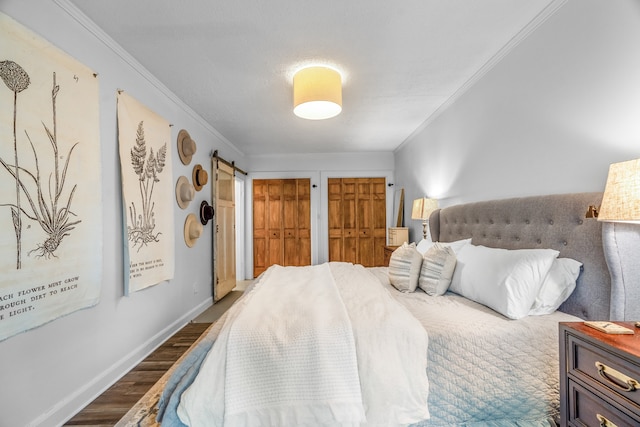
598 158 640 223
293 66 342 120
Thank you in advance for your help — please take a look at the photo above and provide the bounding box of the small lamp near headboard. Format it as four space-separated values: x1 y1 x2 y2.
587 158 640 320
587 158 640 223
411 197 439 240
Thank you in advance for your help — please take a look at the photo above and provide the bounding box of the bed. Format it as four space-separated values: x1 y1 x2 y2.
118 192 634 427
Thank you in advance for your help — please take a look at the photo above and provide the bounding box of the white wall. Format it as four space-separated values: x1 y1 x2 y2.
395 0 640 242
244 152 395 278
0 1 246 426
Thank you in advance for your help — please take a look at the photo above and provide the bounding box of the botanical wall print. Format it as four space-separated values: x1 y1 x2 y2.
0 12 102 341
117 92 174 294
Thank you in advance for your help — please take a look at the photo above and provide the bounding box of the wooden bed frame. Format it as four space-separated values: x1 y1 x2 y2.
116 323 215 426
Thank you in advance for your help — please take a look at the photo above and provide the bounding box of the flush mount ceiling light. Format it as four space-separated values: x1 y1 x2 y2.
293 66 342 120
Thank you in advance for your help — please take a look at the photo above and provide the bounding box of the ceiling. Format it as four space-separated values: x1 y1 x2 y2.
70 0 558 156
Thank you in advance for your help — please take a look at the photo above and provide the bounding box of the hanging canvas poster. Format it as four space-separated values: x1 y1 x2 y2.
117 92 174 294
0 13 102 341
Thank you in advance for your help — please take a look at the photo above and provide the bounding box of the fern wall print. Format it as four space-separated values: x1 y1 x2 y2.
128 121 167 250
117 92 174 294
0 12 102 342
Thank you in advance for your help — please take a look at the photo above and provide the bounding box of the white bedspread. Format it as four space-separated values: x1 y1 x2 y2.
368 267 581 427
331 263 430 426
177 263 429 427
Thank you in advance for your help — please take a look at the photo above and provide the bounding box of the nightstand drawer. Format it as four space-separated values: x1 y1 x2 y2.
569 379 639 427
568 334 640 408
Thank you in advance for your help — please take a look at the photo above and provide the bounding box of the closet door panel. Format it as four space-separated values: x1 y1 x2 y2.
297 179 311 266
267 180 283 268
343 179 357 231
328 237 342 262
252 179 268 277
343 234 357 264
283 180 297 266
358 238 374 267
372 178 387 267
357 180 373 266
343 179 357 263
328 178 343 262
357 180 372 231
253 238 266 276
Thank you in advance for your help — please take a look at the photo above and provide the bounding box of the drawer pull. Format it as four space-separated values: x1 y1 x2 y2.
595 361 638 392
596 413 618 427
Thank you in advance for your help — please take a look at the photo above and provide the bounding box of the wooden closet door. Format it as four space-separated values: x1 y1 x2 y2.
253 178 311 277
327 177 386 267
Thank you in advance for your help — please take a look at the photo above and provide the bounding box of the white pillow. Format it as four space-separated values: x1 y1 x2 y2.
416 238 434 255
388 242 423 292
528 258 582 316
446 238 472 255
418 243 457 296
416 238 471 255
449 244 559 319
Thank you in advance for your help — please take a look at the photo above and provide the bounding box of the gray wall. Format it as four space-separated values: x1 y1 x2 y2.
0 1 245 425
395 0 640 242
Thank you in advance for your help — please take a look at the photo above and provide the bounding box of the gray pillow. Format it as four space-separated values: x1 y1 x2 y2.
418 243 457 296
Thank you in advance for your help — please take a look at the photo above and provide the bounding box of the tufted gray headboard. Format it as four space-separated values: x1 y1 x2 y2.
428 192 610 320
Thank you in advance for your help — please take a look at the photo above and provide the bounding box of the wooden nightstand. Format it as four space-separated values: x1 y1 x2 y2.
383 245 399 266
560 322 640 427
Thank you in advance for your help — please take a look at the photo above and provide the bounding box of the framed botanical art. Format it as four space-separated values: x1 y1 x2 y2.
0 12 102 341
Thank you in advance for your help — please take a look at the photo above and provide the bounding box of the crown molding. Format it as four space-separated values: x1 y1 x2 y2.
52 0 244 158
395 0 568 154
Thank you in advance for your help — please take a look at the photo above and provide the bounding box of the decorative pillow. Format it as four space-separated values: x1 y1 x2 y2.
449 244 559 319
528 258 582 316
418 243 457 296
388 242 423 292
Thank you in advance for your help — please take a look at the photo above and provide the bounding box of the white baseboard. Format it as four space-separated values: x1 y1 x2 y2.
31 297 213 427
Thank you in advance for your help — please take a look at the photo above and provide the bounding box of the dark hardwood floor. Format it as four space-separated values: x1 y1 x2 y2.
64 322 211 426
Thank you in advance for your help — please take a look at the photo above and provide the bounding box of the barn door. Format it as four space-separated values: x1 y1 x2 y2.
213 160 236 301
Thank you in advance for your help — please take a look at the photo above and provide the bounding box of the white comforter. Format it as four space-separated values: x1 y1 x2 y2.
368 267 581 426
177 262 430 427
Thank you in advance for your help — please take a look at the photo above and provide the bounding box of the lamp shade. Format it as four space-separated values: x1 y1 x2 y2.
411 197 439 220
293 66 342 120
598 158 640 223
